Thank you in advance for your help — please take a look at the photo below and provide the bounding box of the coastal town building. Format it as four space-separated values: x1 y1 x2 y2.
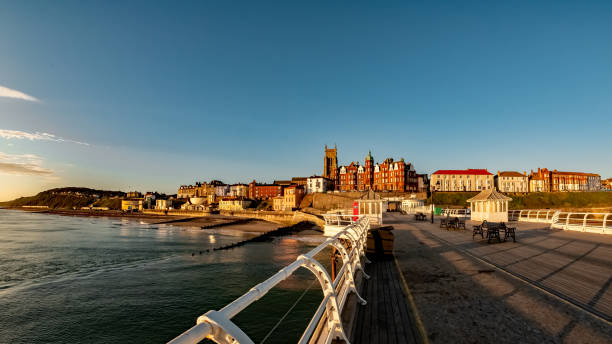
273 196 285 211
417 174 430 193
529 175 546 192
283 185 305 210
155 199 173 210
177 182 216 199
495 171 528 193
334 149 418 192
588 174 602 191
528 168 601 192
528 168 552 192
219 197 251 211
229 184 249 197
248 180 283 200
550 171 601 192
180 197 209 211
373 158 417 192
121 199 143 212
338 162 359 191
291 177 308 187
430 169 494 192
603 178 612 191
215 184 230 197
306 176 333 194
126 191 142 198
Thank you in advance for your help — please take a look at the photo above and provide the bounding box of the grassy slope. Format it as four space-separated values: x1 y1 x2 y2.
0 187 125 210
430 191 612 210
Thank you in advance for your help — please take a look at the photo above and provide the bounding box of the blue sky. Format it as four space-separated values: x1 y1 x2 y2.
1 1 611 200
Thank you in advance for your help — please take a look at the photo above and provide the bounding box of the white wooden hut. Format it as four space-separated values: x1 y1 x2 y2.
467 188 512 222
356 189 386 225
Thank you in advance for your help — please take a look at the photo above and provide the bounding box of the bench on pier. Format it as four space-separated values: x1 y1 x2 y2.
414 212 427 221
472 221 516 243
441 217 465 230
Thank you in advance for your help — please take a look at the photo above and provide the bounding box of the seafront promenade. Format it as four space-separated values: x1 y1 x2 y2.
388 213 612 343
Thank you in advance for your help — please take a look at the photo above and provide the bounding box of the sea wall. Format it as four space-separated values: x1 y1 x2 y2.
143 209 211 217
219 210 325 228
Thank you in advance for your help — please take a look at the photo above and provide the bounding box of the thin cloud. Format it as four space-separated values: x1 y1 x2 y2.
0 129 89 146
0 85 39 102
0 152 53 176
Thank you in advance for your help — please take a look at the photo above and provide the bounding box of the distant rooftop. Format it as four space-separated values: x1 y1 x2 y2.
433 169 492 176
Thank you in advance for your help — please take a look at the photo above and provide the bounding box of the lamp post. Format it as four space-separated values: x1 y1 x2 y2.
431 188 434 224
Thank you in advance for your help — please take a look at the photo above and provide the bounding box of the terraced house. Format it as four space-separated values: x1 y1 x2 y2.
334 149 418 192
430 169 494 192
495 171 528 193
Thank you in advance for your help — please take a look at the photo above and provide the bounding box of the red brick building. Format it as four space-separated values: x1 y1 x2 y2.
529 168 601 192
338 162 359 191
248 180 284 200
336 150 418 192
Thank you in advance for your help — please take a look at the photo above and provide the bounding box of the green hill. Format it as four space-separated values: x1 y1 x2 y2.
0 187 126 210
429 191 612 210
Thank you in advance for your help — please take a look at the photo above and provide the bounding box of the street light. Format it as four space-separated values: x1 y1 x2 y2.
431 187 434 224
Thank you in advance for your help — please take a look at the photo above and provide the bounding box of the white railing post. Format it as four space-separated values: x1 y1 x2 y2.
550 211 560 229
604 214 609 234
566 212 572 230
582 214 588 232
169 216 371 344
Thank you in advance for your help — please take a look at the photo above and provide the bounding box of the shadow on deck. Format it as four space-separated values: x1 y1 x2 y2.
350 255 424 344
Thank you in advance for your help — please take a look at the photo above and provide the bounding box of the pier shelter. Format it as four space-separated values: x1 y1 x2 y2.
356 189 386 225
467 188 512 222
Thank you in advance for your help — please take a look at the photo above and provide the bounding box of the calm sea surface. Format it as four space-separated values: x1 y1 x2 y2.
0 209 325 344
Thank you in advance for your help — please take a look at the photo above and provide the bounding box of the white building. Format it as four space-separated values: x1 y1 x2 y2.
495 171 528 193
229 184 249 197
215 185 230 197
306 176 334 194
155 199 172 210
467 188 512 222
219 197 252 211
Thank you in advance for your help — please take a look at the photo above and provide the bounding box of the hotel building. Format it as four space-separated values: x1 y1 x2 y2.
430 169 494 192
495 171 528 193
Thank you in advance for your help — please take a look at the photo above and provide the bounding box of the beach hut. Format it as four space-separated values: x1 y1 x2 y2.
467 188 512 222
356 189 386 225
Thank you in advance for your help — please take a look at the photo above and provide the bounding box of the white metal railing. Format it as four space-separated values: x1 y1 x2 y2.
550 212 612 234
508 209 557 223
322 213 363 227
441 208 469 219
169 216 371 344
401 204 432 214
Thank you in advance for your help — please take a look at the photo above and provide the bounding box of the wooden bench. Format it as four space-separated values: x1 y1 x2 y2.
456 218 466 230
440 216 449 228
472 220 486 239
500 222 517 242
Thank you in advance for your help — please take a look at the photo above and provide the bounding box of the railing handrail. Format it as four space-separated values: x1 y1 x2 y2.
168 216 371 344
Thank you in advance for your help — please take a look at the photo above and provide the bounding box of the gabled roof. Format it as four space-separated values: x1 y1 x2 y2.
433 169 492 176
498 171 525 177
359 188 381 200
467 188 512 202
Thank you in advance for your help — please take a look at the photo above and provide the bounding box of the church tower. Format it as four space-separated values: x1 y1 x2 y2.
323 144 338 183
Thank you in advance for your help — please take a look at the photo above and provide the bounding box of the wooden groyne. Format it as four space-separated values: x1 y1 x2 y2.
191 221 318 255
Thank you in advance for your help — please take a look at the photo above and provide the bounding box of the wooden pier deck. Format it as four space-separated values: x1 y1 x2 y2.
350 257 422 344
388 212 612 343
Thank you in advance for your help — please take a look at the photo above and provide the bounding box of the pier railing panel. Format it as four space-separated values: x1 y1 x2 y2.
550 212 612 234
168 216 371 344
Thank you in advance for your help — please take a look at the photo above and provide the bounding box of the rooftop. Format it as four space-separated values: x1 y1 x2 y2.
467 188 512 202
498 171 525 177
433 169 492 176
